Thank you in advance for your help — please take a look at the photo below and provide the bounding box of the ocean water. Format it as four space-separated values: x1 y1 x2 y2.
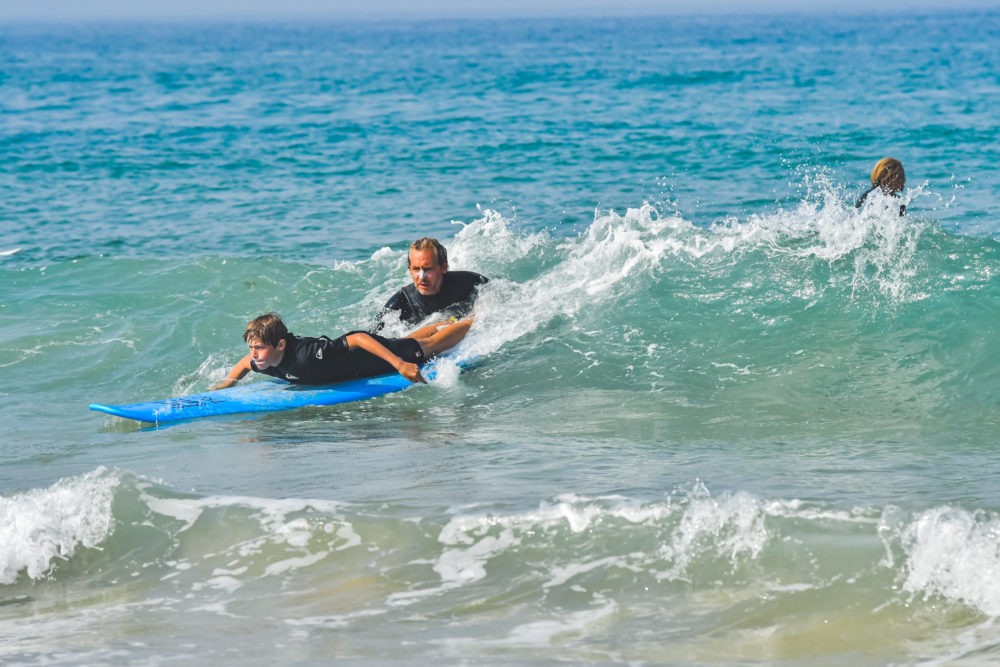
2 11 999 666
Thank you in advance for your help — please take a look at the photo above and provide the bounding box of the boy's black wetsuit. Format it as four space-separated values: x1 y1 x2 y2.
373 271 488 332
250 332 424 385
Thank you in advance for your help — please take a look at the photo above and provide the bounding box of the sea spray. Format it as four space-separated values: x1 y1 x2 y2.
0 468 117 583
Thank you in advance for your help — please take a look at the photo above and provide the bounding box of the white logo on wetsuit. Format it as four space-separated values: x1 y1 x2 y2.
315 348 323 360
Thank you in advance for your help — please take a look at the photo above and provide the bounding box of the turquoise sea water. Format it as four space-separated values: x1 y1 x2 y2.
2 12 999 665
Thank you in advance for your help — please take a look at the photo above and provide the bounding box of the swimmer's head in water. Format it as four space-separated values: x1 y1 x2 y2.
870 157 905 195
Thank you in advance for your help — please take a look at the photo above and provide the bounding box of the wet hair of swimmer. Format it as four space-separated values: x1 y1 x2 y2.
871 157 905 195
855 157 906 214
409 237 448 269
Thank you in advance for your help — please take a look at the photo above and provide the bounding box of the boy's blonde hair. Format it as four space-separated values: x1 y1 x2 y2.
243 313 288 347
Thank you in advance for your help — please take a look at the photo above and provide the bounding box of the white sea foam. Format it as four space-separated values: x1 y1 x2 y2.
657 485 770 581
892 506 1000 616
387 496 650 607
0 467 118 584
138 489 360 592
428 355 463 388
0 476 360 595
139 488 345 532
439 192 929 368
543 555 636 590
435 526 520 586
410 488 785 603
264 550 330 577
764 498 880 524
449 205 549 272
444 206 687 361
175 352 237 395
501 598 620 647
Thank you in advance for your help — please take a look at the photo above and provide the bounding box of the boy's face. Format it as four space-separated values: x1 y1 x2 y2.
247 337 285 370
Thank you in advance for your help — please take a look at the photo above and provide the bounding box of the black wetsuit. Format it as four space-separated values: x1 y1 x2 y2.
250 332 424 385
855 187 906 216
373 270 488 331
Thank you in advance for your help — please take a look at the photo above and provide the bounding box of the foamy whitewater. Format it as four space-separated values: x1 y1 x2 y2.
2 11 999 666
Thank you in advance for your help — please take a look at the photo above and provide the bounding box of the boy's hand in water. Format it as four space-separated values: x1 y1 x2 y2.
396 360 427 384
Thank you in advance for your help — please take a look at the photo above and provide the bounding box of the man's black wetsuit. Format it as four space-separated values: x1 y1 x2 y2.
373 270 488 332
250 332 424 385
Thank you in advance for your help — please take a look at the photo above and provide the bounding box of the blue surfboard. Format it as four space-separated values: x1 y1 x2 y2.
89 357 469 425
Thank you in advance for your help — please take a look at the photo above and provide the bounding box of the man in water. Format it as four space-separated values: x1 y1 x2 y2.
855 157 906 216
372 237 488 332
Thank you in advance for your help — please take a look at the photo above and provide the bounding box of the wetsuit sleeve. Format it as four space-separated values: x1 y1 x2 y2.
855 185 875 208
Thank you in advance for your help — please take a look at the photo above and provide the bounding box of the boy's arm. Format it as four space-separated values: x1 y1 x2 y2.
345 332 426 384
210 354 252 390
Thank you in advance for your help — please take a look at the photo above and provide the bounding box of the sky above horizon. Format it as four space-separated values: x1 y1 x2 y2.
1 0 995 21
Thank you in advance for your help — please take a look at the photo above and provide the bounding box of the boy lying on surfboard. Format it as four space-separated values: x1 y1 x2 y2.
212 313 472 390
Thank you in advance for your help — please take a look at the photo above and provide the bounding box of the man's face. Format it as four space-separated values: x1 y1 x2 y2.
408 247 446 296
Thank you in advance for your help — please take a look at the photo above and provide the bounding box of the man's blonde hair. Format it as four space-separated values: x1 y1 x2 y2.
409 237 448 269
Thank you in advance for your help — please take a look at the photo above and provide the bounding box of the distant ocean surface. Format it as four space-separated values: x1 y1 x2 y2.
2 11 999 665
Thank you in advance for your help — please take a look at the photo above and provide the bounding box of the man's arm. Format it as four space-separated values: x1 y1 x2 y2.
211 354 252 390
345 332 426 384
